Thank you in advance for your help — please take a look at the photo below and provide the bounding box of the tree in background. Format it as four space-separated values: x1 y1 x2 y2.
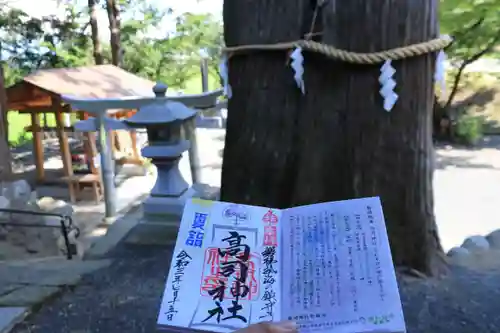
221 0 445 276
0 1 223 88
434 0 500 139
89 0 104 64
105 0 121 66
41 6 94 68
0 7 11 178
117 7 222 88
0 1 223 146
439 0 500 109
152 12 223 88
0 4 93 73
0 61 12 179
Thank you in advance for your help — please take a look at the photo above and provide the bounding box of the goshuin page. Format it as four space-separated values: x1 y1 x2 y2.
280 197 406 333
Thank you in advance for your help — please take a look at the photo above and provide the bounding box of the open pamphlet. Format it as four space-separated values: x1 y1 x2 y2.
157 197 406 333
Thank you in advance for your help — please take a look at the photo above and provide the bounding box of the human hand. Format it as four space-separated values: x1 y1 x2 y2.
234 321 297 333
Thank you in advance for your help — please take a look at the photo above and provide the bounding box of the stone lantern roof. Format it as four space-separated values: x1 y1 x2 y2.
124 83 197 126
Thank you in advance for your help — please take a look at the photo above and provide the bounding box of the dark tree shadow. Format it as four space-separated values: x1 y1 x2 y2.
453 88 497 111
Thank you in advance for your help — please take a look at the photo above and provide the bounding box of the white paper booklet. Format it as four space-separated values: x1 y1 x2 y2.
157 197 406 333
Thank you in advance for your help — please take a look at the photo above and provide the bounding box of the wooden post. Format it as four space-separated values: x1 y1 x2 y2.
79 111 101 203
125 110 140 163
79 111 97 170
30 111 45 183
110 130 118 154
130 130 140 162
54 101 76 202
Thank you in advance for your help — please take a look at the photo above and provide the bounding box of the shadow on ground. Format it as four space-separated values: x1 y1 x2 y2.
435 154 499 170
435 136 500 170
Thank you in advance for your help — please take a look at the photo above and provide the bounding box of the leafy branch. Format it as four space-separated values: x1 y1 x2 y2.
445 21 500 109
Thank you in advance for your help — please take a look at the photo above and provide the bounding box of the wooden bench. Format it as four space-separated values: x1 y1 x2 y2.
61 173 102 204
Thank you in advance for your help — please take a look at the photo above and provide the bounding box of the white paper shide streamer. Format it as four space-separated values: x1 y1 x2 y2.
219 54 232 99
434 50 447 95
290 47 305 94
379 60 398 112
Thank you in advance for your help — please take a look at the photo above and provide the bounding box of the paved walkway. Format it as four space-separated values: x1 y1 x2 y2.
0 257 112 332
434 136 500 251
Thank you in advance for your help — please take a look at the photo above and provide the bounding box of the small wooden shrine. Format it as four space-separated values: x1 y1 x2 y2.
5 65 154 203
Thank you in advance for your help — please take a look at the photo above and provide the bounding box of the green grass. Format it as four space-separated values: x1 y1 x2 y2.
7 73 222 147
8 112 34 147
182 73 221 94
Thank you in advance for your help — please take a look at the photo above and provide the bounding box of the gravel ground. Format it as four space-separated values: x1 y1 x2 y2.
10 240 500 333
11 243 170 333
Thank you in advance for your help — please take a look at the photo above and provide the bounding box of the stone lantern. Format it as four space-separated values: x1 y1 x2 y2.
124 83 198 216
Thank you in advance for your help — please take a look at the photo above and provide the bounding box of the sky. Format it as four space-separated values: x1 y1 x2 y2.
8 0 223 40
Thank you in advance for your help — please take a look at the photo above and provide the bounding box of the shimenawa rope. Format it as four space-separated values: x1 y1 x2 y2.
222 35 453 65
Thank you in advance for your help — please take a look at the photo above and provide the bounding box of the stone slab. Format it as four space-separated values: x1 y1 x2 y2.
5 257 111 270
0 307 27 333
0 285 24 297
84 207 143 258
142 188 195 216
486 229 500 249
462 235 490 252
0 267 54 285
123 222 178 246
141 213 180 225
36 272 83 287
192 183 220 201
0 259 111 286
196 116 224 129
0 286 60 307
142 184 219 218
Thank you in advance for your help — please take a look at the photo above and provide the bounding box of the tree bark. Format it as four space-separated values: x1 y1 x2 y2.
0 63 12 179
221 0 446 276
89 0 104 65
106 0 121 66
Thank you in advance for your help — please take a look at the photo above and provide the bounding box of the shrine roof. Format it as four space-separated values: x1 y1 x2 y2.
6 64 156 110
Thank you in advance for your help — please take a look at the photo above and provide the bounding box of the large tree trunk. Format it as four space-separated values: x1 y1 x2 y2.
106 0 121 66
221 0 446 276
89 0 104 65
0 63 12 179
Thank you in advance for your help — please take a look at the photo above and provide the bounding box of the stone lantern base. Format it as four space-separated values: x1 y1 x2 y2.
142 183 220 218
125 184 220 245
125 184 219 246
142 187 196 216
